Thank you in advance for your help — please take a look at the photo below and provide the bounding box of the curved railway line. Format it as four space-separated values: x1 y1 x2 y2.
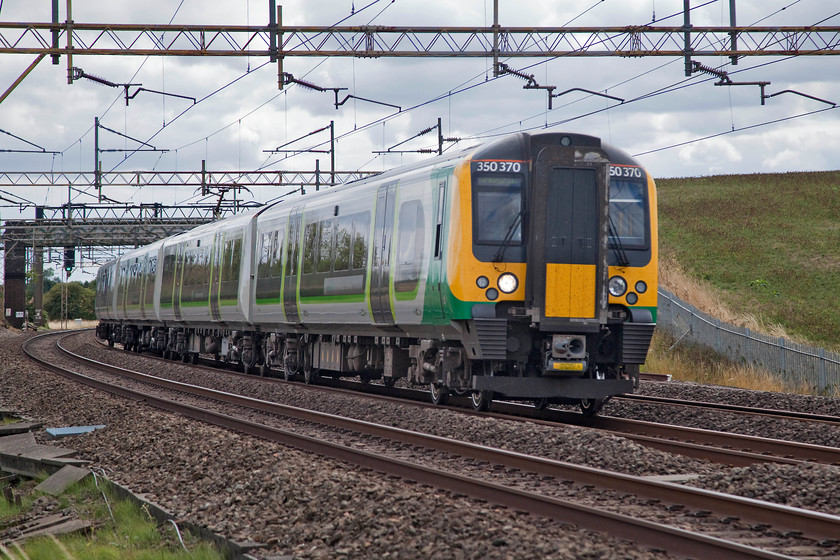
19 330 840 559
93 330 840 468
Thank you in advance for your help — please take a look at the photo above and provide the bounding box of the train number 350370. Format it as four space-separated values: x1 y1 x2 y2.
610 165 643 178
474 160 522 173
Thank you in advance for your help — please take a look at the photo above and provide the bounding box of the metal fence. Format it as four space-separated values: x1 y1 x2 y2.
657 289 840 394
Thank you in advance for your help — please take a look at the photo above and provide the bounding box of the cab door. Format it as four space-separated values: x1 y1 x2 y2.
527 146 610 331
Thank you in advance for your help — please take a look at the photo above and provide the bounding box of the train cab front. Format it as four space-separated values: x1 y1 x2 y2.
466 132 657 411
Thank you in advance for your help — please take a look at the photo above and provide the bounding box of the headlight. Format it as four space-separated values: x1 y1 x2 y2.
608 276 627 297
626 292 638 305
476 276 490 289
635 281 647 294
485 288 499 301
497 273 519 294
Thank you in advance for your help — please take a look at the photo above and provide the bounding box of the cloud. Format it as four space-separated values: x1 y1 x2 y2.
1 0 839 202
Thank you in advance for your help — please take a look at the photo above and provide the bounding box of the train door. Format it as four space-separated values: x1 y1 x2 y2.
528 146 610 330
283 208 302 323
371 182 397 324
425 178 447 320
139 255 148 320
172 244 184 321
209 232 223 322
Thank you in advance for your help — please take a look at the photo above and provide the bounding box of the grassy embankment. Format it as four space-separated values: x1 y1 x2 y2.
647 170 840 394
0 475 224 560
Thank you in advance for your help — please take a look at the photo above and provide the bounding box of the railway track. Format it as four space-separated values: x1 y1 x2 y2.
22 330 840 559
91 330 840 467
619 393 840 425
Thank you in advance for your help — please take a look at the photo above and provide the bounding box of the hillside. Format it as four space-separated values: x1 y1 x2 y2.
656 171 840 350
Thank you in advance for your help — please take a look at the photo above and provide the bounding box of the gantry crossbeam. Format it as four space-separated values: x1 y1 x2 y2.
0 170 378 190
0 23 839 58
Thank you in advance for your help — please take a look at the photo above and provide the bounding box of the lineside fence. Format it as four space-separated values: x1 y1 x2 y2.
656 289 840 394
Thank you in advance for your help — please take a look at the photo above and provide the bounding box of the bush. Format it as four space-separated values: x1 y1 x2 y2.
43 282 96 320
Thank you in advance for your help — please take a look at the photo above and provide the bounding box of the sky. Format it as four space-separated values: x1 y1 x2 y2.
1 0 839 274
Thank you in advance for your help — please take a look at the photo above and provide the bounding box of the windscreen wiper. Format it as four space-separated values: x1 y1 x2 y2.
493 210 525 263
608 216 631 267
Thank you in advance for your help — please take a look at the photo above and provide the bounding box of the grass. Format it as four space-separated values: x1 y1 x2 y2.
644 330 820 394
0 476 226 560
656 171 840 350
648 170 840 394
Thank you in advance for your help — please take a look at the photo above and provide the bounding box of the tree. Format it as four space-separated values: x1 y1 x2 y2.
26 267 59 323
43 282 96 321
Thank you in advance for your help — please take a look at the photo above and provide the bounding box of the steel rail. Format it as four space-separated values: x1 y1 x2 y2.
588 415 840 465
618 393 840 425
89 333 840 467
33 331 840 545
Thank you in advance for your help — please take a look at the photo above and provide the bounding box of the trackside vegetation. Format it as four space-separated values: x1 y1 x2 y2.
0 475 225 560
656 170 840 351
647 170 840 394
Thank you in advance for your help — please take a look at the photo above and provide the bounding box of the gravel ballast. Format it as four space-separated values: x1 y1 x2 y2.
4 328 840 558
2 329 680 559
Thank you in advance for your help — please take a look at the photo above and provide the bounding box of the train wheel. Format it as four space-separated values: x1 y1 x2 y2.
470 390 492 412
429 383 448 406
533 398 549 411
579 398 604 417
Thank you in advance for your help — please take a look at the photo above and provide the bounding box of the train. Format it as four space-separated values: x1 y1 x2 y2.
95 131 658 415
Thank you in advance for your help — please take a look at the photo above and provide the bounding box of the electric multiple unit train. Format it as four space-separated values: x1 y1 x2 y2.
96 131 658 414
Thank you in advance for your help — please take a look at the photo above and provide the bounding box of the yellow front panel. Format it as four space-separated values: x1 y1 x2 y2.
545 263 596 318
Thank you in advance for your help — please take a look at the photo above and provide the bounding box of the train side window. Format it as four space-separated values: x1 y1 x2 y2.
145 255 157 308
230 238 242 280
395 200 424 293
160 248 176 306
302 222 318 275
257 233 271 278
272 230 284 277
352 211 370 270
334 215 352 271
220 236 242 301
317 218 334 273
257 232 272 279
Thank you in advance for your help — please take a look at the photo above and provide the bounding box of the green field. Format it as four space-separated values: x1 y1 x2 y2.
657 170 840 350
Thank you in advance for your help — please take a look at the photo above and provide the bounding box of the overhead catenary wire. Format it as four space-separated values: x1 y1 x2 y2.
116 0 720 173
37 1 839 208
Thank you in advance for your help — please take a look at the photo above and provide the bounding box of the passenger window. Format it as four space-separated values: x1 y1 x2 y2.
258 232 273 279
334 215 352 271
160 249 176 305
395 201 424 293
317 219 333 273
272 231 284 277
302 222 318 274
352 212 370 270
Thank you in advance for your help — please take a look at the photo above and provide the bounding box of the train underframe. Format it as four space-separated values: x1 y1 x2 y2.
96 308 653 415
